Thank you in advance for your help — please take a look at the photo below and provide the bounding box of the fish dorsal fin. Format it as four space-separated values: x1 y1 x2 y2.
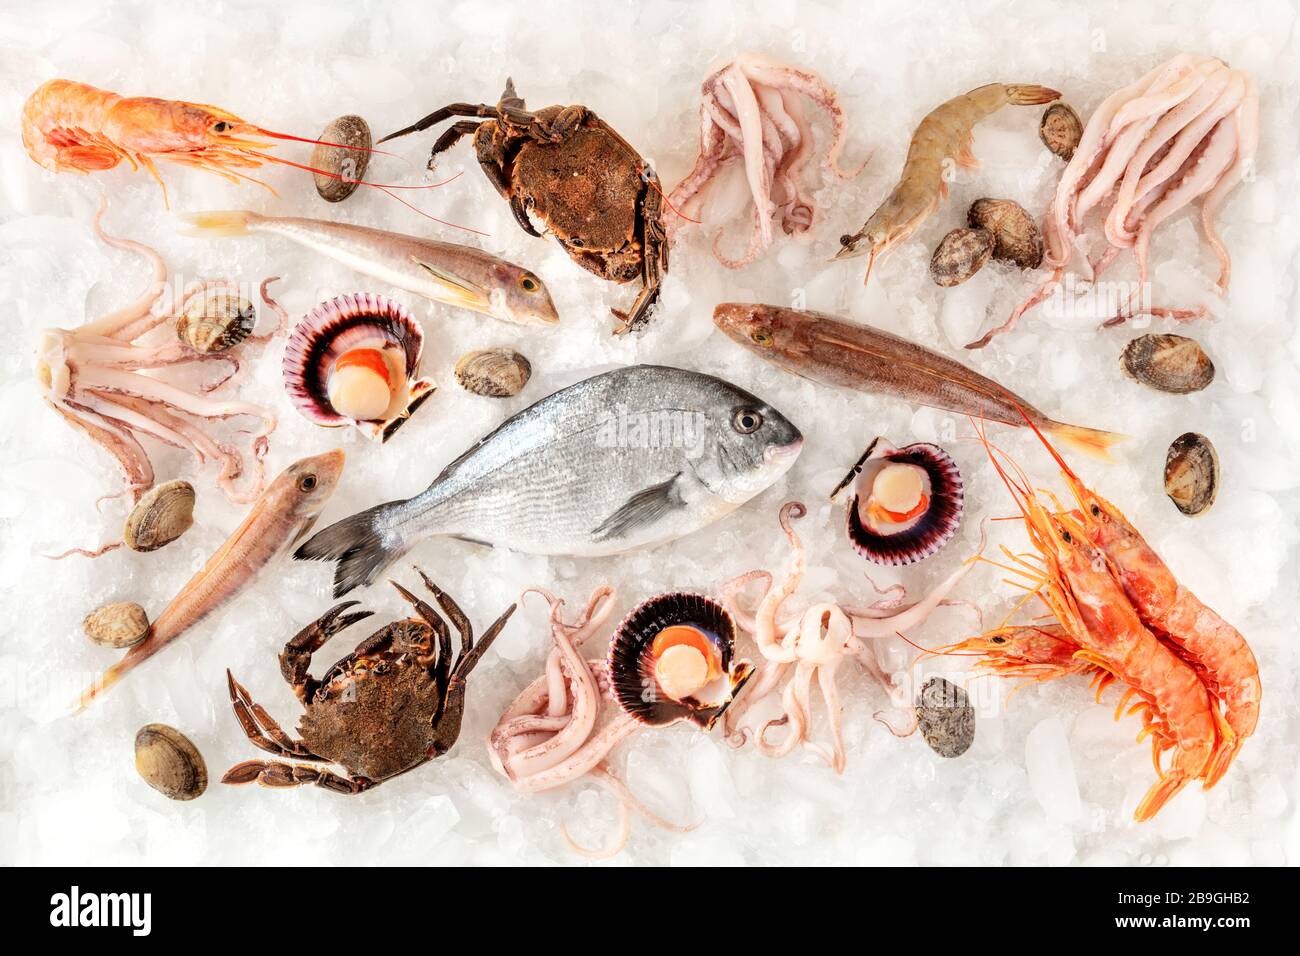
591 474 683 543
411 256 490 307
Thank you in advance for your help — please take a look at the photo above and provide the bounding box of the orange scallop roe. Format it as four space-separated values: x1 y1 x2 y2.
865 462 929 524
328 347 393 421
651 625 721 700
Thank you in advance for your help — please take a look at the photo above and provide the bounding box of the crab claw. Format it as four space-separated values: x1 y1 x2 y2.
315 600 375 638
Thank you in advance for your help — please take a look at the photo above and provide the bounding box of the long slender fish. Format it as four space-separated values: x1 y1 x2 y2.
182 211 560 327
713 303 1122 459
75 450 345 711
297 365 804 597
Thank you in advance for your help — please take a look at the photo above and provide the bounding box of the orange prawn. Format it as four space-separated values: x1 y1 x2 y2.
975 426 1218 822
20 79 422 210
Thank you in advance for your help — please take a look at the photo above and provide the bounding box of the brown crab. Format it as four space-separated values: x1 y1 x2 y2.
381 79 668 334
222 570 515 794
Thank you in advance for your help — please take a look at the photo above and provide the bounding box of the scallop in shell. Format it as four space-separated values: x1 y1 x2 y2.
454 348 532 398
124 479 195 552
176 289 256 354
608 592 754 729
831 438 964 566
283 293 436 442
1164 432 1218 516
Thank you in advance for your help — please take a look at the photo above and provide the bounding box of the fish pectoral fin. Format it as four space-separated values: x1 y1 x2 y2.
290 515 322 550
411 257 490 309
590 474 684 543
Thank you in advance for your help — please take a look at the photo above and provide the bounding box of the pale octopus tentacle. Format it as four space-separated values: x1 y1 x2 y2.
721 502 980 771
978 55 1259 348
37 206 281 514
667 54 862 267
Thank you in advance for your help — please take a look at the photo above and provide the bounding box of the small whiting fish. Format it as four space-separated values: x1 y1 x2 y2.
182 211 560 327
296 365 804 597
712 303 1123 460
75 449 345 711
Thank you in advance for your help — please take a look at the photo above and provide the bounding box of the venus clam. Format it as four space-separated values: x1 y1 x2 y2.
454 347 531 398
1121 334 1215 394
1039 102 1083 160
915 676 975 758
135 723 208 801
832 438 964 566
1164 432 1218 516
282 293 435 442
176 289 256 354
124 479 195 552
929 227 994 286
312 114 371 203
608 592 754 728
84 601 150 648
968 198 1044 269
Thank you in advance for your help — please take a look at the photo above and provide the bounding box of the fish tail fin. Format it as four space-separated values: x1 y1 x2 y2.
73 634 153 713
1006 85 1061 106
294 501 411 598
1046 422 1127 462
179 210 261 237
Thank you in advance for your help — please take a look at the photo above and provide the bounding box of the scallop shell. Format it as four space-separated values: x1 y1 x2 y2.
967 198 1044 269
1121 334 1215 394
608 592 754 729
124 479 195 552
832 438 964 566
1164 432 1218 516
1040 103 1083 160
312 114 371 203
135 723 208 800
929 228 994 286
915 677 975 758
84 601 150 648
454 348 532 397
282 293 436 442
176 289 256 353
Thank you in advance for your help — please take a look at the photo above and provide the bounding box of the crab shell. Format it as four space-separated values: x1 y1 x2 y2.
282 293 436 443
835 438 964 566
608 592 754 729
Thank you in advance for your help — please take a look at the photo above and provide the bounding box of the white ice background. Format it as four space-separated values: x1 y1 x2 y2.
1 0 1297 865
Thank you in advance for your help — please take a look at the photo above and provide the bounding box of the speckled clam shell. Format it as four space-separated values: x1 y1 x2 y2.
835 438 964 566
282 293 434 442
608 592 754 729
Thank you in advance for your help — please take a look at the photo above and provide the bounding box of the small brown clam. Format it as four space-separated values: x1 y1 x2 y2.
312 115 372 203
929 228 994 287
968 198 1044 269
124 479 195 552
1164 432 1218 516
454 348 532 398
135 724 208 800
915 676 975 758
84 601 150 648
1040 103 1083 160
176 289 256 354
1121 334 1215 394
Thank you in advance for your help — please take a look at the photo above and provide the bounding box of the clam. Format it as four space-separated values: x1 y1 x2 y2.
124 479 195 552
915 677 975 758
176 289 256 353
454 348 532 398
929 227 994 286
968 198 1044 269
1040 103 1083 160
282 293 436 442
1164 432 1218 516
312 114 372 203
1121 334 1214 394
84 601 150 648
608 592 754 729
831 438 964 566
135 723 208 800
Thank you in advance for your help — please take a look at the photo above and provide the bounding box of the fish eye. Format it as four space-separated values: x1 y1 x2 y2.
299 474 318 492
519 273 540 293
732 408 763 434
750 329 773 347
212 120 230 133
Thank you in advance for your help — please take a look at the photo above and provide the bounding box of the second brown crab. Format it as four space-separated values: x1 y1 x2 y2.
381 79 668 334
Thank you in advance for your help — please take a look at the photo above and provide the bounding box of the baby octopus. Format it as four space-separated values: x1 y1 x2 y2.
36 202 283 507
667 54 861 268
721 502 978 771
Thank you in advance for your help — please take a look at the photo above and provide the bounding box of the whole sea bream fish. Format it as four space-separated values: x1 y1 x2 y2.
713 303 1122 459
183 211 559 327
296 365 803 597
